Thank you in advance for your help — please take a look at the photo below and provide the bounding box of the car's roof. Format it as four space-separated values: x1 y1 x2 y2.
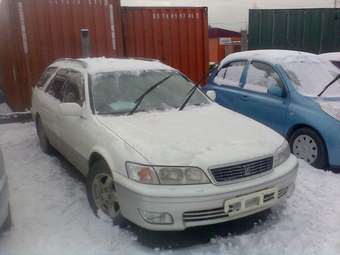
52 57 174 74
220 50 318 67
319 52 340 61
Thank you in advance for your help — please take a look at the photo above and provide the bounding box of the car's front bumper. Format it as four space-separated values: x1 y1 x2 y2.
0 174 10 228
114 155 298 231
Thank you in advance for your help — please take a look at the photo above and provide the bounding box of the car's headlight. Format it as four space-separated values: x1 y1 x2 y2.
126 162 211 185
318 100 340 121
273 140 291 167
126 162 159 184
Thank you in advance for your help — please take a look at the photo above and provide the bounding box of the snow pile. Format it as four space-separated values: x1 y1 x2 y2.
320 52 340 62
0 103 11 115
79 57 174 75
0 123 340 255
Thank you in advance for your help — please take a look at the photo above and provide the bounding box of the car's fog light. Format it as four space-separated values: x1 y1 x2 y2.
138 209 174 225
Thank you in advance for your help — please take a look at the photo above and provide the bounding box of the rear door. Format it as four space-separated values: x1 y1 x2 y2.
238 61 289 134
207 61 248 112
39 69 68 148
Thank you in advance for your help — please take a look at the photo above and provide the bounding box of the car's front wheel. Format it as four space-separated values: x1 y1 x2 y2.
289 127 327 169
86 159 126 226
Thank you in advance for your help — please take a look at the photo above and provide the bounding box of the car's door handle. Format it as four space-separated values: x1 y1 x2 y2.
241 95 249 101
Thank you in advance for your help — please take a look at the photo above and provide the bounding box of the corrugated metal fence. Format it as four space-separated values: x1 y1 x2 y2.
249 8 340 54
122 7 209 84
0 2 209 111
0 0 124 111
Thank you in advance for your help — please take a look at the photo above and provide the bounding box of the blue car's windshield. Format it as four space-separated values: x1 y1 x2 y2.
282 56 340 97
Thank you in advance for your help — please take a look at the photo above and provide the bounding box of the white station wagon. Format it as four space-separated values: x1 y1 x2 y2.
31 58 298 231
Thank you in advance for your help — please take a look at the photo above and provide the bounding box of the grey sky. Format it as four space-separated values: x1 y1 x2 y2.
121 0 339 31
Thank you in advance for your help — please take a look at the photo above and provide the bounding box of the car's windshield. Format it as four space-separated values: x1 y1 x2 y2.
282 56 340 97
91 70 210 115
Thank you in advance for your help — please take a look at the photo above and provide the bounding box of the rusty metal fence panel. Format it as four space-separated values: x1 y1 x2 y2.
121 7 209 84
0 0 124 111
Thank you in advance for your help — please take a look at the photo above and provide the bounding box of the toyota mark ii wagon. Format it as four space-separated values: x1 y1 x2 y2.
31 58 298 231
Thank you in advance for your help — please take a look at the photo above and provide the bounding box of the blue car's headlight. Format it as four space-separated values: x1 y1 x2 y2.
318 100 340 121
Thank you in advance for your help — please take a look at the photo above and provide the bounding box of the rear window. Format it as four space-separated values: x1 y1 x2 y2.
36 67 58 88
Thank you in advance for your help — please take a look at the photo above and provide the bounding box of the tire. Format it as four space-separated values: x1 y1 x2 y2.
86 159 126 226
36 117 53 154
289 127 328 169
1 205 12 232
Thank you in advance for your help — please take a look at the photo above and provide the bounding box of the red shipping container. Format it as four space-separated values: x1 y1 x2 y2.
121 7 209 84
209 37 241 64
0 0 124 111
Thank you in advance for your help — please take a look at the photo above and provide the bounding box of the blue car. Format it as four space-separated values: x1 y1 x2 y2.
205 50 340 171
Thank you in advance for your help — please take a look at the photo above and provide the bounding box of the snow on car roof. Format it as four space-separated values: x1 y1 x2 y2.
220 50 318 67
320 52 340 61
79 57 174 74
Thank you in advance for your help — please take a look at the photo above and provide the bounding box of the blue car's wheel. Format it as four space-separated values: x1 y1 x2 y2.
289 128 327 169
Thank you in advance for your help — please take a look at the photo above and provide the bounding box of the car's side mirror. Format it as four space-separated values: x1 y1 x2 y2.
59 103 82 116
206 90 217 101
267 85 285 98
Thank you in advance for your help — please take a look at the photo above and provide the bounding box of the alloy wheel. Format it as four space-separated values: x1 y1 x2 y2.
92 173 120 219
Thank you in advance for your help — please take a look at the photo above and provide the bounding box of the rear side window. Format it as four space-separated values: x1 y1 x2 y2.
244 62 283 93
63 71 85 106
36 67 58 88
214 61 246 87
46 74 67 101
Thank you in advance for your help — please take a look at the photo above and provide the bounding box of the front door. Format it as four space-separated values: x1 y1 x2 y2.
238 61 289 135
57 69 89 174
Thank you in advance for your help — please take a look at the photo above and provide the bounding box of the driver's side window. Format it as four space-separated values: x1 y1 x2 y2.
63 71 85 106
243 62 283 94
214 61 246 87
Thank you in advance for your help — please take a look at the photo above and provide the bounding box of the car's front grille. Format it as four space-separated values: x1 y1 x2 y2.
183 186 289 224
209 157 273 183
183 207 226 223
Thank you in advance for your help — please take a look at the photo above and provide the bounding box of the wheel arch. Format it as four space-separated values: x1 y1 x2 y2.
286 123 329 165
88 149 117 177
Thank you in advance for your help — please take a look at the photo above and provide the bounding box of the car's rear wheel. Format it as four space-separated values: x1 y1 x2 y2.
86 159 126 226
289 127 327 169
36 117 53 154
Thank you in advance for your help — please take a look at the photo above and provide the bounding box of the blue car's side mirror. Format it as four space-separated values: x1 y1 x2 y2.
267 85 285 98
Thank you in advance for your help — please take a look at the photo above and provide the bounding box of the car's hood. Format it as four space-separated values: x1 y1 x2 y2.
96 104 284 169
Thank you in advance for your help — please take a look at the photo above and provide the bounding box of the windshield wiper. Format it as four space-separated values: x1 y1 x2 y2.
179 65 219 111
318 73 340 97
128 74 173 115
178 85 199 111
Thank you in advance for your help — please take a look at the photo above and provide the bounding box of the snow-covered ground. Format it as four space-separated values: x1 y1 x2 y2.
0 122 340 255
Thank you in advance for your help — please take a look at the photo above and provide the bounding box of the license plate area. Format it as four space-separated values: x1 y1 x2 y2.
225 188 278 216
